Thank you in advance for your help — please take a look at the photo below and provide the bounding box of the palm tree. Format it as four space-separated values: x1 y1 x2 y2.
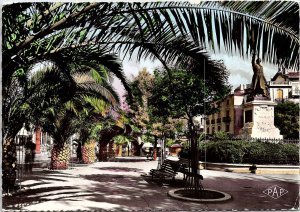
31 58 121 166
76 99 112 164
3 2 298 81
113 135 130 157
3 2 298 142
2 53 122 190
2 1 298 191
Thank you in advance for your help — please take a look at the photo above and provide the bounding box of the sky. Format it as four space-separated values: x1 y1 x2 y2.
113 52 279 101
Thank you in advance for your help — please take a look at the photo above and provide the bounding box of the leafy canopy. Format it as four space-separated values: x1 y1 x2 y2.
148 68 231 122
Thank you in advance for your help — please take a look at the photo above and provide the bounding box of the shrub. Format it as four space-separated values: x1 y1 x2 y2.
199 140 299 165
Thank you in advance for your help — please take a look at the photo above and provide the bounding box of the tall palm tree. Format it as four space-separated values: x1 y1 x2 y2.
2 1 298 191
3 2 298 141
3 2 298 81
30 63 120 170
2 52 122 190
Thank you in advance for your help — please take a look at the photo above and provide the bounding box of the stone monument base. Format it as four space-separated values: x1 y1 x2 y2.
240 99 283 139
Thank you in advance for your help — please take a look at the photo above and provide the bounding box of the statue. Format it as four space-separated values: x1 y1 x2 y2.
251 54 269 97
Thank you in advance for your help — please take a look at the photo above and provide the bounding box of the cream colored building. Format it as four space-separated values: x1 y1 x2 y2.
268 71 299 103
206 70 299 137
206 88 244 136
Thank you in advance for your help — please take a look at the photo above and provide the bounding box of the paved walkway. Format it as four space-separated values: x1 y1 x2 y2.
3 160 299 211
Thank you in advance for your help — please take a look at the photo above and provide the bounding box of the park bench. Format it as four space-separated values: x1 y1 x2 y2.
150 159 180 183
177 158 204 183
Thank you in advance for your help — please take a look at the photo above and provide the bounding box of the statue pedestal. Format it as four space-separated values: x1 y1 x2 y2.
241 99 283 139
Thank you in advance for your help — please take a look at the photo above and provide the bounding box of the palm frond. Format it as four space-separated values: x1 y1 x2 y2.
72 72 120 107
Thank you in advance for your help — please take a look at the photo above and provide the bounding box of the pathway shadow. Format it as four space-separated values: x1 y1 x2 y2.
96 167 144 173
3 186 78 210
5 165 299 211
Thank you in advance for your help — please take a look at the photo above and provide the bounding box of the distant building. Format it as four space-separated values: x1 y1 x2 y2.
206 88 244 136
268 71 299 103
205 70 299 137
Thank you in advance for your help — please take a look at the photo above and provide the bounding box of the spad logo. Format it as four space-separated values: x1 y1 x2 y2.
263 185 288 199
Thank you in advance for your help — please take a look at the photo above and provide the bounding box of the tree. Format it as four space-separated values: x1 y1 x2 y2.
275 102 299 139
126 68 154 130
31 69 119 169
148 68 230 193
4 2 298 146
2 57 121 190
113 135 130 157
3 1 298 192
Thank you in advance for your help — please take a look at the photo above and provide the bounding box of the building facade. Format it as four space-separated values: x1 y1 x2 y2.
206 90 244 136
268 71 299 103
206 70 299 137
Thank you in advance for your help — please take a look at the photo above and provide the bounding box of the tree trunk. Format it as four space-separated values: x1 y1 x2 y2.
187 117 202 193
50 142 70 170
98 142 108 161
82 141 96 164
131 141 143 156
152 136 157 161
108 140 115 158
2 136 17 192
118 144 123 157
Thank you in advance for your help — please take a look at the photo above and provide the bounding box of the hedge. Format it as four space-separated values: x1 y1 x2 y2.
197 140 299 165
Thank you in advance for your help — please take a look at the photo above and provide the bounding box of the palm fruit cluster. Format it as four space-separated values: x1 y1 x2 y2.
50 143 71 170
82 142 96 164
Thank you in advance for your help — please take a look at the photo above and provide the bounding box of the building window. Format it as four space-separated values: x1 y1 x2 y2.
245 110 252 123
226 124 230 132
227 99 229 105
207 128 209 134
226 110 230 117
218 126 221 131
212 127 215 133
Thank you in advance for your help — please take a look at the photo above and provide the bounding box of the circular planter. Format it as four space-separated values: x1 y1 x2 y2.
168 188 231 202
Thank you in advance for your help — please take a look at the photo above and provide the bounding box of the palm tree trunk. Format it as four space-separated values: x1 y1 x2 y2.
50 142 70 170
98 142 108 161
82 141 96 164
118 144 123 157
108 140 115 158
2 136 17 192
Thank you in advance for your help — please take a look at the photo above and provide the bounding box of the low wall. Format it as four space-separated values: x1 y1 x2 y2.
199 162 300 174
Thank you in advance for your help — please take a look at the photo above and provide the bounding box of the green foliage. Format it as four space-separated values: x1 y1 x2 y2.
275 102 299 139
141 134 155 144
113 135 129 145
213 131 230 141
149 68 230 121
165 138 176 147
89 123 104 140
200 140 299 164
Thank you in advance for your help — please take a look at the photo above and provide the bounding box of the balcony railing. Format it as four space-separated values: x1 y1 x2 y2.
222 116 231 123
269 81 291 85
